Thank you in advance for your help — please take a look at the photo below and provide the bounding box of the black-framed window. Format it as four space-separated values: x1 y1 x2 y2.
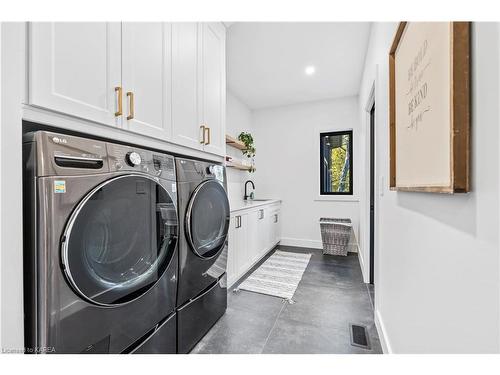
320 130 353 195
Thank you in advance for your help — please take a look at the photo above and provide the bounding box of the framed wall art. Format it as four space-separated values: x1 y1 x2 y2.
389 22 470 193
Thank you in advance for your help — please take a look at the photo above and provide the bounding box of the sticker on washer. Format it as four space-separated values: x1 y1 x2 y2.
54 180 66 193
172 183 177 193
214 165 224 182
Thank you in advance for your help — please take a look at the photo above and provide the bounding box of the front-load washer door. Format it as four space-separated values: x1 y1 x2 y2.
186 180 230 259
61 174 178 306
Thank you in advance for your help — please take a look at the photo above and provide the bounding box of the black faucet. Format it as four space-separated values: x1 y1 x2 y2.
244 180 255 200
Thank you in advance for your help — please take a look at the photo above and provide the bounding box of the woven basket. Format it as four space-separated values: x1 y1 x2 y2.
319 218 352 256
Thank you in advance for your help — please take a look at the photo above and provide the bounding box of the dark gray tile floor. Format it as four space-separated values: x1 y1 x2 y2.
191 245 382 354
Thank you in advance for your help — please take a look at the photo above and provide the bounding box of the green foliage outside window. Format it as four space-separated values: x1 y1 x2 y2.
320 130 352 195
330 134 351 193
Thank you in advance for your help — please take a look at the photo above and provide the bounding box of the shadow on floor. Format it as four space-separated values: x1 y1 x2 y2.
191 245 382 354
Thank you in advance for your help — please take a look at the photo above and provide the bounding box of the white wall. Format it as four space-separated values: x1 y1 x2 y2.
0 23 25 351
252 96 361 250
225 90 254 205
359 22 500 353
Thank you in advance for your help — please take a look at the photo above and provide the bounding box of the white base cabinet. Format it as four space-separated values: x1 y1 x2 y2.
227 202 281 287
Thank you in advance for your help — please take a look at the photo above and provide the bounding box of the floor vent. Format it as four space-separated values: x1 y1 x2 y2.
349 323 371 350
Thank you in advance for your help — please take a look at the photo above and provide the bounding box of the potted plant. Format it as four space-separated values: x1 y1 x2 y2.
238 132 256 172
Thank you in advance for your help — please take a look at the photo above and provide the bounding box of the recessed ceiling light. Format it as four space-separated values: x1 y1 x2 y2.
305 66 316 75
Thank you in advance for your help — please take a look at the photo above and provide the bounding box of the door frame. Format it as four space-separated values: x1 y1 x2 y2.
362 67 378 287
368 102 375 285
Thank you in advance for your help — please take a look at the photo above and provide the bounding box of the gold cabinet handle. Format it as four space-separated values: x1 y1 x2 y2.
200 124 206 144
115 87 123 117
205 126 211 145
126 91 135 120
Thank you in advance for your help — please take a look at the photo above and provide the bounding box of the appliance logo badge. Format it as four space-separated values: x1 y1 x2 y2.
52 136 68 145
54 180 66 194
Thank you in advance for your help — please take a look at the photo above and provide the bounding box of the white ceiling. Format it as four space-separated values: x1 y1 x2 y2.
226 22 371 109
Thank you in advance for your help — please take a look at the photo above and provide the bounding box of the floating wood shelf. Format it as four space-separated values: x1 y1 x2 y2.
225 134 247 150
226 159 254 171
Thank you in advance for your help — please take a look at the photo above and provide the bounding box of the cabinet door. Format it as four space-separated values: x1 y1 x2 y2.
200 22 226 156
270 209 281 246
275 210 282 244
266 208 275 251
122 22 171 140
247 210 260 264
227 215 237 286
237 214 250 275
257 209 268 256
171 23 204 150
29 22 121 127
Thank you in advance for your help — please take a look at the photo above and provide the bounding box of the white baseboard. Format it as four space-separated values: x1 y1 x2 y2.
280 237 323 249
374 308 392 354
280 237 359 254
357 249 369 283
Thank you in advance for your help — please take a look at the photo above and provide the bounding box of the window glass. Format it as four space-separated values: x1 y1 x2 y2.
320 130 353 195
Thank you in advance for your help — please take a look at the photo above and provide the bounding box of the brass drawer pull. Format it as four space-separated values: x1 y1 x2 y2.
205 126 211 145
115 87 123 117
126 91 135 120
200 125 206 144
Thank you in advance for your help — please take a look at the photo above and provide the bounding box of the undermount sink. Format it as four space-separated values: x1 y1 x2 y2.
246 199 271 202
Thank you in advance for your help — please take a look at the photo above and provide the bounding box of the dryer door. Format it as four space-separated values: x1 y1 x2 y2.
61 174 178 306
185 180 230 259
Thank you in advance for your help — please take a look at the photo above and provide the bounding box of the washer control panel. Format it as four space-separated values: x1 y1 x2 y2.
107 143 175 180
126 151 142 167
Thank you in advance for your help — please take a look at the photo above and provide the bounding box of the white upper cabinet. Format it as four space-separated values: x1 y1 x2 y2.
200 23 226 156
29 22 122 127
28 22 226 157
171 23 204 150
122 22 172 140
171 22 226 156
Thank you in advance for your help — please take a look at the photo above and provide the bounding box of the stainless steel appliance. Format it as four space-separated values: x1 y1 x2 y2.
23 131 179 353
175 157 230 353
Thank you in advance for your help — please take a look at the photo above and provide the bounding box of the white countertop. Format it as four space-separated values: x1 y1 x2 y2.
230 199 282 213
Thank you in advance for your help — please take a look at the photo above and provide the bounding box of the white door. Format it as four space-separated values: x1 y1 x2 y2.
200 23 226 156
29 22 122 127
121 22 171 140
171 23 204 150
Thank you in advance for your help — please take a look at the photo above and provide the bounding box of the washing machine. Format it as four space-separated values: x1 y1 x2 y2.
23 130 179 353
175 157 230 353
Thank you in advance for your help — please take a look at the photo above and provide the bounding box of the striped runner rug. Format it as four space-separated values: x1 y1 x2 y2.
237 250 311 300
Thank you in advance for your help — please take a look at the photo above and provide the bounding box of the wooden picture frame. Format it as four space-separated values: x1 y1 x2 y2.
389 22 470 193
